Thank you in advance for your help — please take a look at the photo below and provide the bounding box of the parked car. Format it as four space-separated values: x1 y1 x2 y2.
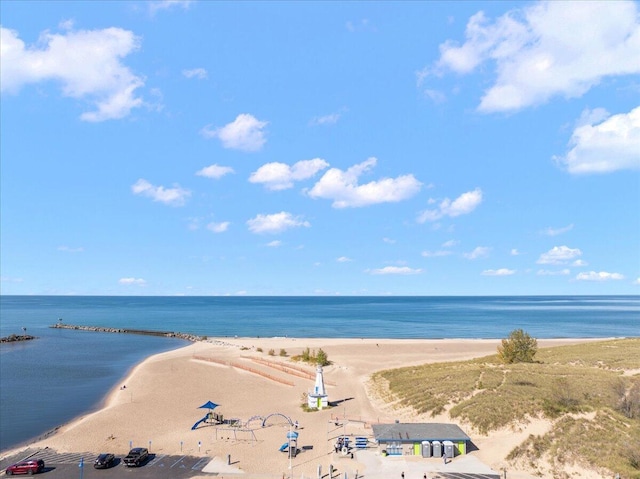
123 447 149 467
94 453 116 469
5 459 45 475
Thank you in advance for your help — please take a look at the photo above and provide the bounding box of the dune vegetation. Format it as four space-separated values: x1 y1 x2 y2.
371 338 640 478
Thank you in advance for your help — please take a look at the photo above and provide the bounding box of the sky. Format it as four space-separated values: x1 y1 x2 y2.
1 0 639 296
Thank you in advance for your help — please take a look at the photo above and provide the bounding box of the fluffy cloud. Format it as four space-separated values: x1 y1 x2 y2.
555 106 640 174
149 0 193 14
417 188 482 222
119 277 146 285
131 179 191 206
337 256 353 263
246 211 310 234
482 268 515 276
310 112 342 126
196 164 235 179
201 114 267 152
1 26 144 121
576 271 624 281
537 245 582 265
250 158 329 191
421 250 452 258
307 157 422 208
367 266 422 275
537 269 571 276
464 246 491 260
207 221 229 233
541 224 574 236
182 67 207 79
427 1 640 112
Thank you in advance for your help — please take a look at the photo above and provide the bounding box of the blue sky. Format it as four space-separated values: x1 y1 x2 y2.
1 0 639 296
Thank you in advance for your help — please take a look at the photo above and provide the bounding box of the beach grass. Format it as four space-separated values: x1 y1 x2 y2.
371 338 640 478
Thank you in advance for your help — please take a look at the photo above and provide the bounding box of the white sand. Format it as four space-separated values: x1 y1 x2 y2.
1 337 603 478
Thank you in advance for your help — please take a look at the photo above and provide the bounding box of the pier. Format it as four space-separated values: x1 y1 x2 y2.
50 323 204 342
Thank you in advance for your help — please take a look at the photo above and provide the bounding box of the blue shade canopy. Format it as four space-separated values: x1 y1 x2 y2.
198 401 219 410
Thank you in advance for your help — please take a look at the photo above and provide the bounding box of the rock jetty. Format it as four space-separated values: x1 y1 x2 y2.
50 323 204 342
1 334 36 343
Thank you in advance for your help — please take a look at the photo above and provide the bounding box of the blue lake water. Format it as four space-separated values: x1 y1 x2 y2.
1 295 638 451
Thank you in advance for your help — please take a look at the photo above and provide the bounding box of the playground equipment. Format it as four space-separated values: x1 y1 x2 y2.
191 401 223 430
286 430 298 458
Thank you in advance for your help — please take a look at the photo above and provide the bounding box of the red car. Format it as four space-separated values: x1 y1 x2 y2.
5 459 45 475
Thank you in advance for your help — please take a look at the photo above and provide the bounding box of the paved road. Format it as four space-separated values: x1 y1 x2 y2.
0 449 209 478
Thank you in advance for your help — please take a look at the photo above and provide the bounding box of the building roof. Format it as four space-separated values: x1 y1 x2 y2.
372 423 470 443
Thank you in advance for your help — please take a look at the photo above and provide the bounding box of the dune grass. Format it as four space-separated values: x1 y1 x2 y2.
371 338 640 478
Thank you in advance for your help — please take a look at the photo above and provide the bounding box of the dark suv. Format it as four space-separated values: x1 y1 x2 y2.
5 459 45 475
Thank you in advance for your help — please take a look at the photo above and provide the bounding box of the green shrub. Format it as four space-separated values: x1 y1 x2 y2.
498 329 538 363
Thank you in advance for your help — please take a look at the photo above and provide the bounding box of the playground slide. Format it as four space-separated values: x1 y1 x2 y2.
191 415 209 430
279 443 289 452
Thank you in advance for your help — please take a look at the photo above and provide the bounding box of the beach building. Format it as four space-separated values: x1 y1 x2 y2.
307 365 328 409
371 423 470 458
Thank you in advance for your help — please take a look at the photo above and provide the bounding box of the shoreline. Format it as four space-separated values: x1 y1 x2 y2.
0 337 610 471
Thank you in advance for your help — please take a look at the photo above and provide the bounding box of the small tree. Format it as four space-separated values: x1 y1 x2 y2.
498 329 538 363
316 348 330 366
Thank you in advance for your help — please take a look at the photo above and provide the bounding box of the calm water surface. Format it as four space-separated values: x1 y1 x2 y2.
1 295 638 451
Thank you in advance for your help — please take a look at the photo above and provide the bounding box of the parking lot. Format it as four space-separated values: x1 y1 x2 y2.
0 449 209 478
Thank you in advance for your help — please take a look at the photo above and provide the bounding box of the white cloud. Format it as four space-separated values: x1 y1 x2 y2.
201 114 268 152
382 237 396 244
537 245 582 265
267 240 282 247
417 188 482 222
246 211 310 234
555 106 640 174
182 68 207 79
310 112 341 126
576 271 625 281
149 0 193 14
131 179 191 206
367 266 422 275
634 277 640 285
542 224 574 236
510 248 521 256
196 164 235 179
428 1 640 112
442 239 459 248
464 246 491 259
482 268 516 276
307 157 422 208
119 277 146 285
537 269 571 276
250 158 329 191
337 256 353 263
1 26 144 121
207 221 229 233
573 259 588 267
57 246 84 253
421 250 452 258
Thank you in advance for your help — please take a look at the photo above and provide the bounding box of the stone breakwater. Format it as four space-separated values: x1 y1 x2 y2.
0 334 36 343
50 323 204 342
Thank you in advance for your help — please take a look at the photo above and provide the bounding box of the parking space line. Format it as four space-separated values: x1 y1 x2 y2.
191 458 208 470
170 455 186 468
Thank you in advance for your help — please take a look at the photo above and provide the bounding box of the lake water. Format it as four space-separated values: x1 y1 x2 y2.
1 295 638 450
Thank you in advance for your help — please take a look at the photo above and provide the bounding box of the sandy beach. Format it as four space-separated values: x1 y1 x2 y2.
1 337 604 478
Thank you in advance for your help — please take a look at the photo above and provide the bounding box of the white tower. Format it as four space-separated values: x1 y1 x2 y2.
307 364 328 409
